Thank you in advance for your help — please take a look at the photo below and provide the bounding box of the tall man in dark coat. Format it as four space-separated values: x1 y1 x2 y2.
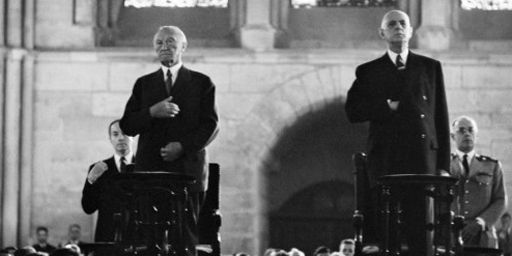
345 10 450 255
120 25 219 256
81 119 134 243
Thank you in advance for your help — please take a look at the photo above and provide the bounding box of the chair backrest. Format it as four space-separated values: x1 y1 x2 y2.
198 163 221 256
353 152 369 213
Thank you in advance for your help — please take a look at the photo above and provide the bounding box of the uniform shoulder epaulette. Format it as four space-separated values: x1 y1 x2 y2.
476 154 498 163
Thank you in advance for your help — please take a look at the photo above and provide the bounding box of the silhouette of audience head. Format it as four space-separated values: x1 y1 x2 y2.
339 239 355 256
313 246 331 256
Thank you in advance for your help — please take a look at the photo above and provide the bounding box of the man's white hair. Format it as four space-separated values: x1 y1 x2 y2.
153 25 188 44
451 115 478 134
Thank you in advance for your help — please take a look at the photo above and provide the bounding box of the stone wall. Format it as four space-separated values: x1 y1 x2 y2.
28 48 512 255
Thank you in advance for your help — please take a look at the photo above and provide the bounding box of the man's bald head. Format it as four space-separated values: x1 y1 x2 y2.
153 26 187 45
378 10 413 52
451 115 478 153
380 10 411 29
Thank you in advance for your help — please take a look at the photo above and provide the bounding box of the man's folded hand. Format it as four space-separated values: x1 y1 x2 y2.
87 161 108 184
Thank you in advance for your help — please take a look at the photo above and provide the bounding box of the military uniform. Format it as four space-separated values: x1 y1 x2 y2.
450 152 507 247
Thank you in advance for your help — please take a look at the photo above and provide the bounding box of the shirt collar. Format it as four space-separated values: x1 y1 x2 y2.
161 62 182 82
114 152 133 171
387 49 409 66
455 149 475 162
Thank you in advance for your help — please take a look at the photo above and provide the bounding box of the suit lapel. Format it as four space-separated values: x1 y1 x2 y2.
170 66 191 97
105 157 119 174
149 69 168 98
378 53 397 71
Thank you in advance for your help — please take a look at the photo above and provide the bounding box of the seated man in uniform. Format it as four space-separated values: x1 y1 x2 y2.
450 115 507 247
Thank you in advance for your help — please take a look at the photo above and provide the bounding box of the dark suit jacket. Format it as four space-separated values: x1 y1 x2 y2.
345 51 450 187
81 157 127 242
120 66 218 192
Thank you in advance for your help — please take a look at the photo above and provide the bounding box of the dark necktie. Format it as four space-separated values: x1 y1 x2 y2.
165 69 172 95
396 54 405 70
120 156 127 173
462 154 470 177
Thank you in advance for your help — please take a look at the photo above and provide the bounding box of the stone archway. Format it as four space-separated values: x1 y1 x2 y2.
263 98 367 253
217 64 362 255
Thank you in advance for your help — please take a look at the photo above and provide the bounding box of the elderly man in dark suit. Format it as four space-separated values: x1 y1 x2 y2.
345 10 450 254
120 25 218 256
450 116 507 248
81 119 134 243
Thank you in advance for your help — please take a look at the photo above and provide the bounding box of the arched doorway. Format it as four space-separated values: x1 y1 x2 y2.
265 98 367 254
269 180 354 255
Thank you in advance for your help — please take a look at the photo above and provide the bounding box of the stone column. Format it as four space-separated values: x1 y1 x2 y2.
415 0 455 50
1 49 24 248
0 0 5 46
6 0 23 47
0 0 36 247
19 53 35 245
239 0 276 51
23 0 35 49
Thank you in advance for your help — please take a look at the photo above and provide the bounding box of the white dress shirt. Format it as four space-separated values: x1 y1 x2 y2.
387 49 409 67
160 62 182 86
114 152 133 172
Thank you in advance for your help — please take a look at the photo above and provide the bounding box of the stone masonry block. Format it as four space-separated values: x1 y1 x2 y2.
462 66 512 89
36 61 108 91
278 80 312 115
221 190 254 211
230 64 315 93
443 65 462 89
220 211 254 234
219 164 254 190
34 92 63 132
340 65 356 96
109 62 158 92
62 116 112 142
474 90 512 113
186 63 231 92
491 140 512 169
492 113 512 128
446 89 479 113
217 92 263 120
220 235 255 255
91 92 131 117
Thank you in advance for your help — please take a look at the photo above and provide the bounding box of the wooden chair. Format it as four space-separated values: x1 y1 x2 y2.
198 163 222 256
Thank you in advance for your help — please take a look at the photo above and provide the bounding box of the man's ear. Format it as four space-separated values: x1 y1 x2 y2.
450 133 455 140
182 42 187 53
378 28 385 39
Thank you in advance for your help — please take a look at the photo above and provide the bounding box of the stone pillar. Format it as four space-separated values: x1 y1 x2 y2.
415 0 454 50
239 0 276 51
270 0 290 48
0 0 36 247
0 0 5 46
19 53 35 245
1 49 24 248
23 0 35 49
6 0 24 47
